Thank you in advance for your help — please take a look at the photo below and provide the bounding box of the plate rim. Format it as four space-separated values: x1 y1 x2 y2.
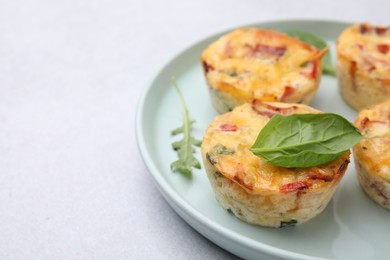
136 19 354 260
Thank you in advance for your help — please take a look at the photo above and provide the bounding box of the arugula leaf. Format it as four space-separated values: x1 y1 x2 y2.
170 78 202 175
250 113 362 168
285 30 336 76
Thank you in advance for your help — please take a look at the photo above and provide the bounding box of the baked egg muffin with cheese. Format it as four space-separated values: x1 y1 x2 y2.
201 28 326 114
201 100 350 227
336 23 390 110
353 99 390 209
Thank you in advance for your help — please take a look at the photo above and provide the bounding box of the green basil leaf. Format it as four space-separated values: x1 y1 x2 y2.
285 30 336 76
250 113 362 168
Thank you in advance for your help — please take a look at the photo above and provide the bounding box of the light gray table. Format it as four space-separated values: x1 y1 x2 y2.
0 0 388 259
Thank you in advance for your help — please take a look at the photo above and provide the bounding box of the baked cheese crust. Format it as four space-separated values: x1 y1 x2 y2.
353 99 390 209
336 23 390 110
201 28 325 114
201 101 350 227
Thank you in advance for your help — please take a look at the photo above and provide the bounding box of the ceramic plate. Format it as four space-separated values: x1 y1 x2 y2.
136 20 390 260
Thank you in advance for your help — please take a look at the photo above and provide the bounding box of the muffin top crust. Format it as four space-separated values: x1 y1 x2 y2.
337 23 390 79
201 28 326 103
354 99 390 179
202 101 350 194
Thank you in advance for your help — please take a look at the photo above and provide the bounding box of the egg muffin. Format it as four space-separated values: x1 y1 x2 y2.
201 28 326 114
336 23 390 111
353 99 390 209
201 100 350 227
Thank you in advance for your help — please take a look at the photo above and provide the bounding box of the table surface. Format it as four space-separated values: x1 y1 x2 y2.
0 0 388 259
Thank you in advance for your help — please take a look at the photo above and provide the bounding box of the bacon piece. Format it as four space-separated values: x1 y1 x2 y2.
309 168 334 182
231 164 254 191
359 117 370 131
300 60 319 79
358 44 388 68
246 43 286 58
310 173 333 182
310 60 319 79
363 57 377 72
220 123 237 132
224 41 234 58
252 99 297 118
253 44 286 56
280 86 295 102
356 45 376 72
359 117 389 131
359 25 388 35
202 61 214 74
304 60 319 79
375 27 388 36
377 44 389 54
349 60 357 91
280 181 312 193
232 174 253 191
336 159 350 177
359 24 371 34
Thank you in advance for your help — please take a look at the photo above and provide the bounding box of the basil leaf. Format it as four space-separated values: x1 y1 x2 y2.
285 30 336 76
250 113 362 168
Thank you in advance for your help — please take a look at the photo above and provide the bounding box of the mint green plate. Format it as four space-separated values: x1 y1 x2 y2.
136 20 390 260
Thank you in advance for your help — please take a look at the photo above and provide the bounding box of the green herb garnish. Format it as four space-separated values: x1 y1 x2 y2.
170 78 202 175
250 113 362 168
213 144 235 155
280 219 298 228
285 30 336 76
